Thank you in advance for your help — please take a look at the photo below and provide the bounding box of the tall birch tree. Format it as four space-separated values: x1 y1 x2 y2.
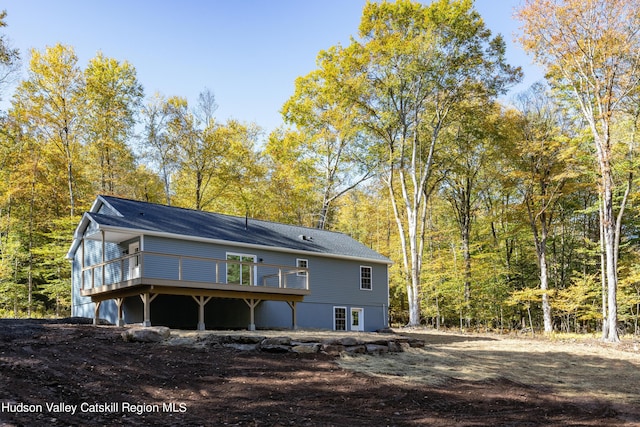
517 0 640 341
333 0 520 325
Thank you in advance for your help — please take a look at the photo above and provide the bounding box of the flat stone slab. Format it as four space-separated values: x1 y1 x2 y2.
122 326 170 343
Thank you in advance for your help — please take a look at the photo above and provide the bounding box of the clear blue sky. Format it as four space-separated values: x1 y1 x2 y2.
2 0 542 138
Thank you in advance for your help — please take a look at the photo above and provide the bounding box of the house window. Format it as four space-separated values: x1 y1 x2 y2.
360 266 372 290
296 258 308 276
226 253 256 286
334 306 347 331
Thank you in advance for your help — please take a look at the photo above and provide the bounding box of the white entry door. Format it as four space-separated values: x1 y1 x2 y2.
128 242 140 279
350 308 364 332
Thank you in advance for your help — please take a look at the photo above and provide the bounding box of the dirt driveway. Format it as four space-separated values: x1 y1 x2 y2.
1 319 639 426
340 329 640 405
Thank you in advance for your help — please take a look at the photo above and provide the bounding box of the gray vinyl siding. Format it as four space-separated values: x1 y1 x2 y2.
302 257 388 306
142 236 309 287
257 301 388 331
71 233 388 330
71 252 91 318
142 236 387 300
139 236 389 330
71 231 138 323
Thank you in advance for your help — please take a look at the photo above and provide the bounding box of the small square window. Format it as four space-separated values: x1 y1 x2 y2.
360 266 372 290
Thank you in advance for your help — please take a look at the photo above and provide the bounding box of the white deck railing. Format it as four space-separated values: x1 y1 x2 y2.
81 251 309 292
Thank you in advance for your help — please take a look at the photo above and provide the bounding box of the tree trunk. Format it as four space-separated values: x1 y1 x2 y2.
603 207 619 342
599 201 608 340
527 202 553 333
388 168 427 327
61 125 75 217
461 226 472 328
600 154 620 342
195 171 203 211
539 242 553 333
316 199 330 230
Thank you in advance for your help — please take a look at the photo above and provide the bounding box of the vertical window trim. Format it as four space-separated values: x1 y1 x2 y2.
333 306 347 331
296 258 308 276
360 266 372 291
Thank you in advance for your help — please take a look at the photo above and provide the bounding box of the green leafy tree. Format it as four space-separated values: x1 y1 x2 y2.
84 52 143 194
205 120 267 217
441 101 504 327
166 90 224 211
517 0 640 342
0 10 20 100
554 272 600 333
328 0 520 325
12 43 85 216
282 56 376 229
30 216 76 317
140 92 178 205
262 128 318 226
508 83 581 333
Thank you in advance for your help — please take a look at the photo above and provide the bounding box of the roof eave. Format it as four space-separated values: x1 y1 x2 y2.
90 224 393 265
65 213 94 260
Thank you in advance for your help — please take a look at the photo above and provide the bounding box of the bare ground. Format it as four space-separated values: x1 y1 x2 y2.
1 319 639 426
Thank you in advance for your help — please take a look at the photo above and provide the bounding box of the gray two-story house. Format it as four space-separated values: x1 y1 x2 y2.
66 196 392 331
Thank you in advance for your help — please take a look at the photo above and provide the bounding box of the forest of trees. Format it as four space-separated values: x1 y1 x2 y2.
1 0 640 342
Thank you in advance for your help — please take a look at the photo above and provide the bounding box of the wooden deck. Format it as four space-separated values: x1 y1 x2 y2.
81 251 310 330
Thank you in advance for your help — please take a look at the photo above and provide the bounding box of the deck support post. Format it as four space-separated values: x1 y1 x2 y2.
287 301 298 330
115 297 125 326
140 292 157 327
192 295 212 331
93 300 102 325
243 298 261 331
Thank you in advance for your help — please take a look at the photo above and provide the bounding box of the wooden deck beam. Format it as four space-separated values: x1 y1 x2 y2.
87 279 306 330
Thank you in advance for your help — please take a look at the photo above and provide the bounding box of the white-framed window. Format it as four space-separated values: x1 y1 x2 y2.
333 306 347 331
226 252 257 286
360 266 372 290
296 258 308 276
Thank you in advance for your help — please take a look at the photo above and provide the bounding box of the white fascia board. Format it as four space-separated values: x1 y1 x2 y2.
91 195 124 217
88 197 103 213
65 213 94 260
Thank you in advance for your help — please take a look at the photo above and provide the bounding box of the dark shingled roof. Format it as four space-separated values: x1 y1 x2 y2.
88 196 391 263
